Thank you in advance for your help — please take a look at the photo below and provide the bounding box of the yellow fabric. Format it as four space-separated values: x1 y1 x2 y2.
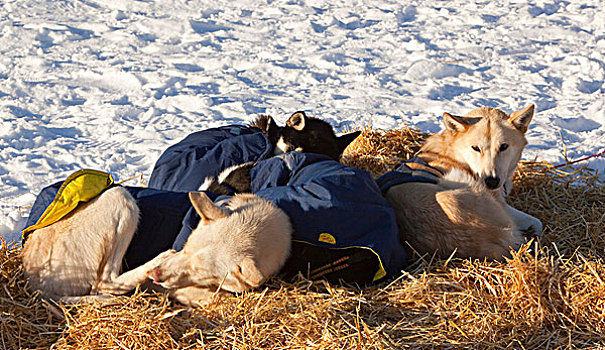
318 233 336 245
22 169 114 237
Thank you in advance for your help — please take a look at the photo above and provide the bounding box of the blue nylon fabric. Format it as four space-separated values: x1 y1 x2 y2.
376 157 441 194
119 188 220 270
148 125 408 281
376 170 438 194
251 152 408 281
147 125 272 251
148 125 272 192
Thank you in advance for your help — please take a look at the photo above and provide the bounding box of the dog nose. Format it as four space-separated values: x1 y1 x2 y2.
522 225 541 240
484 176 500 189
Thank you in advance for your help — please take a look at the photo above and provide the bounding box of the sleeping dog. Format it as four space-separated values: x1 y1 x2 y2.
22 187 292 306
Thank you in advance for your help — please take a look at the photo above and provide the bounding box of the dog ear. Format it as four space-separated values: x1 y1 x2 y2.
189 192 228 224
443 113 481 133
266 115 279 134
233 257 264 289
286 111 307 131
265 115 280 142
337 130 361 155
509 104 534 133
443 113 468 133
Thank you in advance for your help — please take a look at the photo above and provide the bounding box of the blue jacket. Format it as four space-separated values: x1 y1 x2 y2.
25 125 408 282
148 125 271 191
148 125 408 281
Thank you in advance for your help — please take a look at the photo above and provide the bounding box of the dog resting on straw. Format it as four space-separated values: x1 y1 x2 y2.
22 184 292 306
21 113 386 305
379 105 543 259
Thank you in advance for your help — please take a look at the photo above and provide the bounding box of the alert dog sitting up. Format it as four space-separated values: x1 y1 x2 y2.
381 105 543 259
22 188 292 306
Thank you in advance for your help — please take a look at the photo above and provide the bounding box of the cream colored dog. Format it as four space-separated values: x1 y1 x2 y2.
384 105 542 259
22 187 292 306
148 192 293 305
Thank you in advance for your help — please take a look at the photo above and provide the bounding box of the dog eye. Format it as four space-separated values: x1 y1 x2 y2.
499 143 509 152
472 145 481 152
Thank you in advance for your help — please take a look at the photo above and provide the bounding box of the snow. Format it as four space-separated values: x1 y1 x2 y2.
1 0 604 244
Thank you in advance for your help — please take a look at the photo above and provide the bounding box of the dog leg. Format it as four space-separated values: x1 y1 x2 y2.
91 196 140 295
170 286 228 307
56 251 176 303
59 294 116 305
506 204 543 238
96 250 177 295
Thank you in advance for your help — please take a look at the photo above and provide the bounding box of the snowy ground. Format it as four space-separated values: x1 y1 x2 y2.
1 0 604 243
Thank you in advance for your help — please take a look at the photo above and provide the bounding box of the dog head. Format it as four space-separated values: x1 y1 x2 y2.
274 111 361 160
441 105 534 191
149 192 291 294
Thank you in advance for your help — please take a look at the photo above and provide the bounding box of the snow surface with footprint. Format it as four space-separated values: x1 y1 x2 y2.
1 0 604 243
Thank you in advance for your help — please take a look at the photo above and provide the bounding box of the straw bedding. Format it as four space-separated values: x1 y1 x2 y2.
1 126 603 349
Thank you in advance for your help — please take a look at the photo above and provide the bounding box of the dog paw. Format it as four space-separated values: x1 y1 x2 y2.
147 249 176 267
149 266 163 284
144 250 177 280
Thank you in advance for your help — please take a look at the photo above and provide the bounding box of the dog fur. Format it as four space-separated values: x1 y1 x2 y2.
199 162 256 196
384 105 543 259
200 111 361 194
149 192 292 305
250 113 280 146
22 187 292 306
275 111 361 160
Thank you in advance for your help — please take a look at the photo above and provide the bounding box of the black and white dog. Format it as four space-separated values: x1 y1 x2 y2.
201 111 361 195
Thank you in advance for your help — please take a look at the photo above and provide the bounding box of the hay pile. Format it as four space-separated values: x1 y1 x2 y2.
2 127 604 349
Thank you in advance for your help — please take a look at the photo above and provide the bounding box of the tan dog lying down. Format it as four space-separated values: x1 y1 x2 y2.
22 188 292 306
384 105 543 259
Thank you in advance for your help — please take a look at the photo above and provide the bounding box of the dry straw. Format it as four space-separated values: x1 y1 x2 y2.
1 127 603 349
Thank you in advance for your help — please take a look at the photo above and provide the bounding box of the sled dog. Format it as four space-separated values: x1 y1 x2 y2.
22 188 292 306
272 111 361 160
201 111 361 195
384 105 543 259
